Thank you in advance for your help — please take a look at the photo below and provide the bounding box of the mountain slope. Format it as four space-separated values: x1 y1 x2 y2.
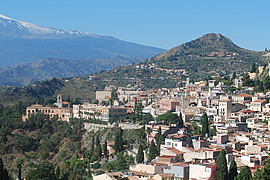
0 56 143 86
0 14 165 67
1 33 269 106
148 33 264 79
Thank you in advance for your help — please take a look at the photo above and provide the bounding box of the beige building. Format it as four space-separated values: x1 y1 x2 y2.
23 104 72 122
96 90 112 102
250 100 267 112
73 103 103 120
218 100 232 120
102 106 127 121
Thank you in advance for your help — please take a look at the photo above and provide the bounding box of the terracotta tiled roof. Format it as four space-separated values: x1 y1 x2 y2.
160 173 173 178
166 147 184 154
253 100 266 103
183 146 195 151
236 94 252 97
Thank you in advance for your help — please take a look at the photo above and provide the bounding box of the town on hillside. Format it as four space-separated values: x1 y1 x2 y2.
15 63 270 180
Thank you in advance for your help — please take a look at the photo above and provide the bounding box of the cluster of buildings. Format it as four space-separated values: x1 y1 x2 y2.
93 80 270 179
22 71 270 179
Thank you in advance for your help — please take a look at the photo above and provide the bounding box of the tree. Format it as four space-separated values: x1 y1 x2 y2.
16 158 24 180
27 162 57 180
55 166 60 179
228 160 238 180
231 72 237 81
114 127 124 153
177 112 184 128
97 144 102 160
209 164 220 180
95 135 100 147
103 140 108 160
148 140 157 162
156 112 181 125
156 126 164 156
200 113 209 137
146 127 151 145
254 157 270 180
91 135 95 152
0 158 9 180
136 143 144 163
236 166 252 180
251 63 256 73
216 149 228 180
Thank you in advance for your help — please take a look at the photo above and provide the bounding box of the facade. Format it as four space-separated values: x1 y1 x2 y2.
23 104 72 121
73 103 103 120
250 100 267 112
164 163 189 180
96 90 112 102
189 164 213 180
102 106 127 121
232 94 252 103
218 100 232 120
159 99 180 113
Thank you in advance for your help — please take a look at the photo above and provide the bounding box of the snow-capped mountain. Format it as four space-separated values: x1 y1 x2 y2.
0 14 165 67
0 14 102 39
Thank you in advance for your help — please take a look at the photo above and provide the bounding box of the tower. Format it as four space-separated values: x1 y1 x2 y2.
57 94 63 103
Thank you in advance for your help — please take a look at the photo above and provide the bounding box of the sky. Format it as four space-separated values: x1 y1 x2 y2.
1 0 269 51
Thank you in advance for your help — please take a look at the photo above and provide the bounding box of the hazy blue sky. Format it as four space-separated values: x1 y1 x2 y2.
1 1 269 51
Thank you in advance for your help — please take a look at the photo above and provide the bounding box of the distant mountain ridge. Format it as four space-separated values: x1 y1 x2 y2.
0 14 103 39
0 56 143 86
0 14 165 67
1 33 270 106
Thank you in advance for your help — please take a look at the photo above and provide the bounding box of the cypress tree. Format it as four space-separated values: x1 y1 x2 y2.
16 158 23 180
97 144 102 160
200 113 209 137
136 143 144 163
0 158 9 180
91 135 95 151
236 166 252 180
228 160 238 180
114 127 124 153
178 112 184 128
103 140 108 160
55 166 60 178
251 63 256 73
216 149 228 180
148 140 157 162
95 135 100 147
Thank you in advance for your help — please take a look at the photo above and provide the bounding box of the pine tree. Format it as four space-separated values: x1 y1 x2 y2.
228 160 238 180
103 140 108 160
200 113 209 137
216 149 228 180
236 166 252 180
148 140 157 162
136 143 144 163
